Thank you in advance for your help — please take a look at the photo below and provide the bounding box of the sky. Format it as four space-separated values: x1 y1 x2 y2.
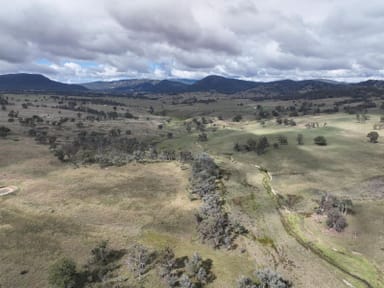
1 0 384 83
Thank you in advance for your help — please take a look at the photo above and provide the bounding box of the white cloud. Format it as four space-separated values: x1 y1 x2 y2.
0 0 384 82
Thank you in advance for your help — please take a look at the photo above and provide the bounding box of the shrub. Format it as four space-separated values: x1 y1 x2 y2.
255 269 291 288
0 126 11 137
237 276 257 288
326 209 348 232
314 136 327 146
367 131 379 143
127 243 156 279
48 258 79 288
297 133 304 145
198 133 208 142
232 115 243 122
85 240 122 283
237 269 291 288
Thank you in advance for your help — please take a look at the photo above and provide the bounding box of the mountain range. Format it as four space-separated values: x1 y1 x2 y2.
0 73 87 93
1 73 384 99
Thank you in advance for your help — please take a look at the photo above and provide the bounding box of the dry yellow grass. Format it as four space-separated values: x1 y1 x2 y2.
0 136 196 287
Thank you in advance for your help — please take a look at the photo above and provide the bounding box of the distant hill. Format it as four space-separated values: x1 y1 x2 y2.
82 79 160 91
1 73 384 99
83 75 260 94
82 74 384 97
189 75 259 94
170 78 197 85
0 73 87 92
245 78 384 100
355 79 384 89
245 79 343 97
84 79 190 94
149 80 189 94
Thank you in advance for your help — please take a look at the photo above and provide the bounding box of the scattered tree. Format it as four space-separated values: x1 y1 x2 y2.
313 136 327 146
48 258 79 288
296 133 304 145
255 269 292 288
237 269 291 288
326 209 348 232
318 194 351 232
367 131 379 143
127 243 156 280
84 240 124 283
277 135 288 145
198 133 208 142
237 276 257 288
256 137 270 155
232 115 243 122
0 126 11 138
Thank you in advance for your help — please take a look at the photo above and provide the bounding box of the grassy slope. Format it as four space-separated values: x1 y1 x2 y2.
201 113 384 287
0 136 256 288
1 94 384 287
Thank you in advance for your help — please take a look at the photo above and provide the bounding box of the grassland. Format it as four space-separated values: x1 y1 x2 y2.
0 136 257 288
1 93 384 287
202 113 384 287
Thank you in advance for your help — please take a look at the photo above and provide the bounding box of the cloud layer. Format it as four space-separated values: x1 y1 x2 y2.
1 0 384 82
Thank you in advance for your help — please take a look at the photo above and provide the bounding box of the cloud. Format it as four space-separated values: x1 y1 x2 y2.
0 0 384 82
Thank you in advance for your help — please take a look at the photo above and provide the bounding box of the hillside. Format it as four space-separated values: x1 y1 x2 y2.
0 73 87 92
82 79 161 91
2 73 384 99
189 75 259 94
82 75 384 97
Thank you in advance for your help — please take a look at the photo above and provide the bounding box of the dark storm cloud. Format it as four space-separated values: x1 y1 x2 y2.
0 0 384 82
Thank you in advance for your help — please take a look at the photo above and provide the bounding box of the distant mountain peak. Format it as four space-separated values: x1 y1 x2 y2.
0 73 87 92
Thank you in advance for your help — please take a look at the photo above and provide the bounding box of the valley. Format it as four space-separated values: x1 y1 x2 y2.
1 87 383 287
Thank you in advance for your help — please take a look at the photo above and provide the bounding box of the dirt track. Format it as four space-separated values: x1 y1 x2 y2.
0 186 18 196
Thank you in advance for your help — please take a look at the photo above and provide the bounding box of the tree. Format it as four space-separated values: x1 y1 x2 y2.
126 243 155 279
246 138 257 151
234 143 241 152
237 269 291 288
185 252 203 277
314 136 327 146
179 274 195 288
124 111 136 119
367 131 379 143
256 137 270 155
89 240 110 266
232 115 242 122
183 252 213 286
0 126 11 138
158 247 176 279
297 133 304 145
85 240 122 283
237 276 257 288
277 135 288 145
255 269 291 288
198 133 208 142
326 209 347 232
48 258 79 288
